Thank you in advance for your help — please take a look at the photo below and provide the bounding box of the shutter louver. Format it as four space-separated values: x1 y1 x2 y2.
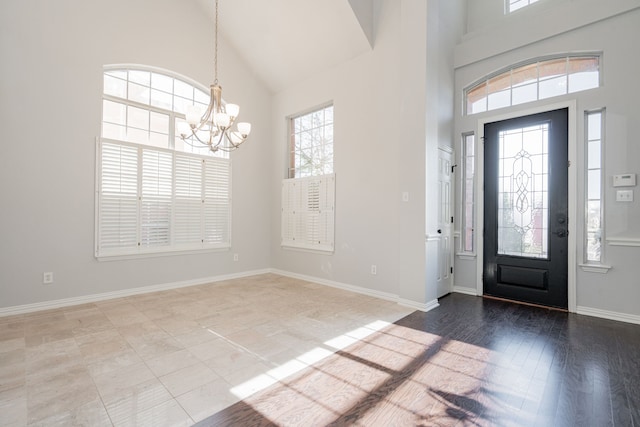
98 142 138 254
141 149 172 248
174 154 204 248
204 157 231 246
281 174 335 252
281 180 298 245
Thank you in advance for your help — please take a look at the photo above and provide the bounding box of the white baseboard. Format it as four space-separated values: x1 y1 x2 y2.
452 286 478 296
6 268 637 326
577 306 640 325
398 297 439 312
270 269 439 313
0 269 270 317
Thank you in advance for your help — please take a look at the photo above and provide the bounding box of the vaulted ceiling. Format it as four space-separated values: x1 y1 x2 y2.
195 0 377 93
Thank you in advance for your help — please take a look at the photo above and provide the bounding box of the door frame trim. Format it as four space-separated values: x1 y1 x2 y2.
475 100 577 313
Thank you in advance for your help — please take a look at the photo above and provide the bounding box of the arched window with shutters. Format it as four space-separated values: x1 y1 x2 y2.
97 65 232 259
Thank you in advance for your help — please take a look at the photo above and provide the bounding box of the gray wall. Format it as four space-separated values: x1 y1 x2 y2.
0 0 272 309
269 0 464 308
454 1 640 318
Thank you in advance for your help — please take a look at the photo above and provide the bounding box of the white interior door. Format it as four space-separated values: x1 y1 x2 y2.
437 147 454 298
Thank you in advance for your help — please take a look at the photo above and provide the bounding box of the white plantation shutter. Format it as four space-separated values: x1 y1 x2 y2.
174 154 204 247
98 142 138 252
96 139 231 258
281 174 335 252
141 149 172 248
204 158 231 245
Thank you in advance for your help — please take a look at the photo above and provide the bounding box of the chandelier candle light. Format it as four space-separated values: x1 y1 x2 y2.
180 0 251 152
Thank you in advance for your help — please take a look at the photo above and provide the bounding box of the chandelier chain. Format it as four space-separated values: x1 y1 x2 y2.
214 0 219 84
178 0 251 152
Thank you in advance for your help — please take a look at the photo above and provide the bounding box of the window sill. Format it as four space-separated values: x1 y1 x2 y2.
579 263 612 274
606 236 640 247
281 245 334 255
96 246 230 262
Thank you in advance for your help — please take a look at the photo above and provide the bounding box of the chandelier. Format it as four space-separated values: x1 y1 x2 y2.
180 0 251 153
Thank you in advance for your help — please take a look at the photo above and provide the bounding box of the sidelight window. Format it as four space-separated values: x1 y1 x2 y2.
461 133 476 253
585 110 604 263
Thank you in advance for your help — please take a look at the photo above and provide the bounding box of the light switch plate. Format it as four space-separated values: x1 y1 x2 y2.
616 190 634 202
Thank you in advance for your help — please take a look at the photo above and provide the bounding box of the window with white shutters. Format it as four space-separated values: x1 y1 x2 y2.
96 139 231 258
98 65 232 259
283 103 335 253
281 174 335 252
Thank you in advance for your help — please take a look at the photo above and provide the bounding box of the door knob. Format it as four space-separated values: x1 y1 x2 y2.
437 229 442 234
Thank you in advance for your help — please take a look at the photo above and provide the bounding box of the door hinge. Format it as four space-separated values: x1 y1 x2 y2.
568 160 571 167
450 267 453 274
451 216 454 223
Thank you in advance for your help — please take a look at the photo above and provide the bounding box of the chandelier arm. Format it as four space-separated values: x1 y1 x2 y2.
212 138 245 152
181 136 210 149
211 128 227 150
189 120 211 134
184 127 213 147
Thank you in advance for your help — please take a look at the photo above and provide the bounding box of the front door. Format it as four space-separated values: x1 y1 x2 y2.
483 108 568 309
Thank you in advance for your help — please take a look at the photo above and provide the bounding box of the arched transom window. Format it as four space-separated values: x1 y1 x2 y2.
102 65 223 157
465 54 600 115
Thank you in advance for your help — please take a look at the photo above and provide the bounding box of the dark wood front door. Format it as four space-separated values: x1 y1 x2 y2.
483 108 568 309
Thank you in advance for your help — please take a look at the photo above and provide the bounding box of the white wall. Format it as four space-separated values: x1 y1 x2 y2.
453 2 640 319
270 0 404 300
270 0 464 308
0 0 272 309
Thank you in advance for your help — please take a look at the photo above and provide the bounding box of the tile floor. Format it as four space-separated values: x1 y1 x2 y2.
0 274 413 426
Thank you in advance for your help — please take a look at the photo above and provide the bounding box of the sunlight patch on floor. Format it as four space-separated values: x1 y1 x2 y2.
229 320 393 399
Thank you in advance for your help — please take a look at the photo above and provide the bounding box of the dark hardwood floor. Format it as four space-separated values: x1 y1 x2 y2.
196 293 640 426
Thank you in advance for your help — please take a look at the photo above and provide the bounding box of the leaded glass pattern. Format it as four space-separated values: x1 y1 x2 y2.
498 124 549 258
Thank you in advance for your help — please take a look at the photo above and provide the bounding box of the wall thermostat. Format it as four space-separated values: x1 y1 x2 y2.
613 174 636 187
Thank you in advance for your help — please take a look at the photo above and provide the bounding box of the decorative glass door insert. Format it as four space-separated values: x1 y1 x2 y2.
497 124 549 258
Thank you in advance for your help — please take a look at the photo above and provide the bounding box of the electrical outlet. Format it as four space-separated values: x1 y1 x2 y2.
233 253 239 261
371 265 377 275
43 272 54 284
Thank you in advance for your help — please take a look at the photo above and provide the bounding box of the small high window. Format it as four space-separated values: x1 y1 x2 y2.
465 55 600 115
506 0 539 13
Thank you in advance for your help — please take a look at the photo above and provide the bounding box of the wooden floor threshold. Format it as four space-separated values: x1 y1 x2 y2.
482 294 569 312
